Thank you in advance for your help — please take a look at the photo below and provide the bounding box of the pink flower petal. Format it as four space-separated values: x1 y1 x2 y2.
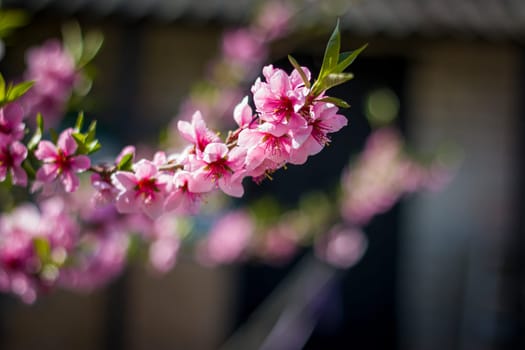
10 166 27 186
111 171 137 190
57 129 77 155
34 141 57 161
36 163 58 182
133 160 158 180
70 155 91 172
115 191 139 214
219 177 244 197
61 170 79 192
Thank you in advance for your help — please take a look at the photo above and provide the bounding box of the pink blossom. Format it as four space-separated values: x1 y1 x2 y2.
0 102 25 142
189 142 247 197
164 170 204 215
252 65 308 127
90 146 136 205
177 111 220 155
22 40 77 126
111 159 169 219
34 128 91 193
197 210 254 266
0 139 28 186
289 102 347 165
233 96 255 129
237 122 292 176
90 173 118 205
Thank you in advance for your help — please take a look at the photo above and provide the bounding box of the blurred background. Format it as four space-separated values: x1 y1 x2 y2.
0 0 522 349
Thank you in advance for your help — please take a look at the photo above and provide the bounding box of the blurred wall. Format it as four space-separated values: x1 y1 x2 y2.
401 41 519 350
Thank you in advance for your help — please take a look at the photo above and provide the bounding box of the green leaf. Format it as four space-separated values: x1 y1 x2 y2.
0 73 5 100
317 96 351 108
62 21 83 63
0 10 29 38
320 72 354 92
335 43 368 73
117 153 133 171
78 30 104 68
49 128 59 144
27 114 44 151
287 55 311 89
72 132 89 154
86 120 97 143
318 20 341 79
6 80 34 101
33 237 51 263
21 159 35 180
86 140 101 155
74 111 84 132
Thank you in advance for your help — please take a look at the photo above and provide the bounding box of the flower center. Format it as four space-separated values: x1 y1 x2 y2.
135 178 158 201
0 147 14 168
206 158 232 181
55 149 71 172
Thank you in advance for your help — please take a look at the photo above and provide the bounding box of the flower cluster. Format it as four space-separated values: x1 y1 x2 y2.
0 102 27 186
21 40 79 127
0 197 77 303
340 128 450 226
107 63 347 220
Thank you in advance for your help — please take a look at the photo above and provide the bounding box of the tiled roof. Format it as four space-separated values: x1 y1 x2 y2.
4 0 525 39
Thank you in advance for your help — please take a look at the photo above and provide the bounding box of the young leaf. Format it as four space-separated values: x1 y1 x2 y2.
72 132 89 154
78 30 104 68
33 237 51 263
49 128 59 144
0 10 29 38
86 140 101 154
287 55 311 89
320 72 354 92
86 120 97 143
6 81 34 101
335 43 368 73
27 113 44 151
62 21 83 63
74 111 84 132
117 153 133 171
318 20 341 79
21 159 36 180
317 96 350 108
0 73 5 100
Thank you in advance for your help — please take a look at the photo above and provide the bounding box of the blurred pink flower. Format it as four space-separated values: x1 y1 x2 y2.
260 224 299 265
255 1 293 40
148 214 180 273
222 29 267 67
197 210 254 266
0 102 25 141
0 139 27 186
315 226 367 269
341 128 450 225
22 40 78 127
